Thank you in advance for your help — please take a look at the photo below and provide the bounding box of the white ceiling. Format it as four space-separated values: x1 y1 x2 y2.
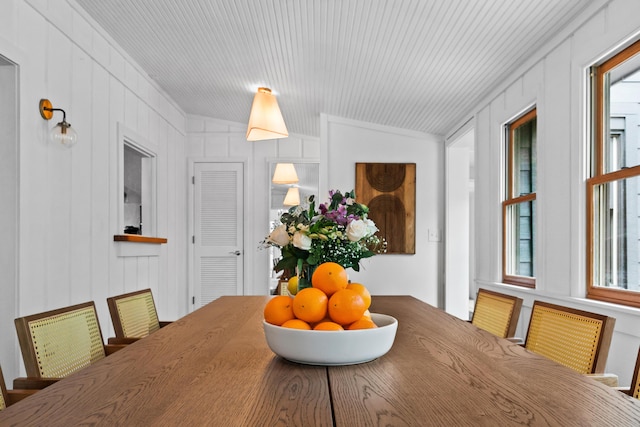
74 0 597 137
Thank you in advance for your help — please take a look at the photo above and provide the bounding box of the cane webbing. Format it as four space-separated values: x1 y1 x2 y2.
632 352 640 399
0 366 6 411
526 305 603 374
472 292 517 338
0 385 6 411
115 292 160 338
28 306 106 378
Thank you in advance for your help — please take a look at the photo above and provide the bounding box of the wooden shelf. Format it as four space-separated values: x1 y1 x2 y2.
114 235 167 256
113 234 167 244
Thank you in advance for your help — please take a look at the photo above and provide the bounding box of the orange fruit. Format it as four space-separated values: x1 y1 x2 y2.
312 262 348 296
263 295 295 326
293 287 328 323
313 321 344 331
281 319 312 330
362 309 372 320
347 317 378 330
346 283 371 310
328 289 366 325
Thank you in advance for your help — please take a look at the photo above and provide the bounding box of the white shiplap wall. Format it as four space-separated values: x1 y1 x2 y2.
185 115 320 298
0 0 187 382
321 114 445 307
472 0 640 386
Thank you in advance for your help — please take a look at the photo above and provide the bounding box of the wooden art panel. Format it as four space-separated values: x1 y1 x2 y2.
355 163 416 254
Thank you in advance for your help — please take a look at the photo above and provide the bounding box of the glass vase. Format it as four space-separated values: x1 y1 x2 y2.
297 264 317 292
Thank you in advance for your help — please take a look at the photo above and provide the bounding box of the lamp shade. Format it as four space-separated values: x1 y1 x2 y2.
246 87 288 141
272 163 299 184
283 187 300 206
50 121 78 147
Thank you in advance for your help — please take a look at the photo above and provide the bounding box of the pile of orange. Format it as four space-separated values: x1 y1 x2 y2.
264 262 376 331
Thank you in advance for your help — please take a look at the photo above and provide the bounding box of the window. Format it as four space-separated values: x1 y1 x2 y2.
118 124 157 237
503 108 537 287
588 39 640 308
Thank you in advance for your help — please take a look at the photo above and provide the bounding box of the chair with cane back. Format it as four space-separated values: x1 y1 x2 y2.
524 300 617 386
13 301 124 390
470 288 523 339
107 288 171 344
619 347 640 399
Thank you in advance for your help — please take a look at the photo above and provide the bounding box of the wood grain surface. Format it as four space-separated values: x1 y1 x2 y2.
1 296 639 426
331 296 640 426
0 296 331 426
355 163 416 254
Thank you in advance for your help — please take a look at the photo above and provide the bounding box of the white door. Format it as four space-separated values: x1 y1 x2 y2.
193 162 244 308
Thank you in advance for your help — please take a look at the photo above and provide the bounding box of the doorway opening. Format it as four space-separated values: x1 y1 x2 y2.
445 127 475 319
0 54 19 382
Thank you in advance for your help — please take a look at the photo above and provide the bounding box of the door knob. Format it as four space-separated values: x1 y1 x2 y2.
230 250 241 256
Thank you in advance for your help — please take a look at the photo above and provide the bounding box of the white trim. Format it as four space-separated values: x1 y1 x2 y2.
117 122 157 237
323 114 437 140
445 116 475 143
476 279 640 336
115 241 161 257
456 0 610 131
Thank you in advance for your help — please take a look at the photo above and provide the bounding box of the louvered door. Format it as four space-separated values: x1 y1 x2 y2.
193 162 244 308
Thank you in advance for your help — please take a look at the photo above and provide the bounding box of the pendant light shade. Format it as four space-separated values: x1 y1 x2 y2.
272 163 299 184
246 87 288 141
283 187 300 206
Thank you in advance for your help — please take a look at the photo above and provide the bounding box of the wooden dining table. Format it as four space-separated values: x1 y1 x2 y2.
1 295 639 426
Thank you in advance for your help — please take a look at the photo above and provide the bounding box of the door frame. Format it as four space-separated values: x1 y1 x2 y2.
0 53 19 383
444 123 475 319
188 157 249 312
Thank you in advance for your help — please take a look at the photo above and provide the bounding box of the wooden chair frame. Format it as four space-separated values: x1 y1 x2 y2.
14 301 124 389
0 366 37 409
0 365 7 411
626 347 640 399
470 288 523 339
524 300 615 374
107 288 170 344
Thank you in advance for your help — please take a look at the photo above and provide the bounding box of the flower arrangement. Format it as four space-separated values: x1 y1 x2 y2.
264 190 384 286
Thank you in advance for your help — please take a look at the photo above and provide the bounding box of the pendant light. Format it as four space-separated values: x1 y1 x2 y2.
283 187 300 206
246 87 288 141
272 163 299 184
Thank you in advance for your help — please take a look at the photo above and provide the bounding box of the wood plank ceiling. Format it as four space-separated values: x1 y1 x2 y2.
74 0 597 137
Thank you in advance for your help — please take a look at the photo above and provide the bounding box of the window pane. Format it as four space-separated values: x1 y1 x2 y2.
592 176 640 292
505 200 536 277
513 118 537 195
604 54 640 173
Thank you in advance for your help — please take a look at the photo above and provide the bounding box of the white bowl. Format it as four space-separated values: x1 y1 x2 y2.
263 313 398 365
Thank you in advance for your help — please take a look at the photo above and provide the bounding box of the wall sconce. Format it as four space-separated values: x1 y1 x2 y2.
39 99 78 147
272 163 299 184
283 187 300 206
246 87 288 141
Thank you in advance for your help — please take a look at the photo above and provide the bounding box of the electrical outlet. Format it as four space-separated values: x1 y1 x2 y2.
428 228 441 242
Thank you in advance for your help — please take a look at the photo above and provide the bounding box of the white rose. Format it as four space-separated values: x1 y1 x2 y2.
292 231 312 250
364 218 378 237
267 224 290 246
346 219 368 242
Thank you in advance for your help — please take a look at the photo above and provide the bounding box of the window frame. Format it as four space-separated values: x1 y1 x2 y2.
502 108 537 288
117 123 158 238
587 39 640 308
